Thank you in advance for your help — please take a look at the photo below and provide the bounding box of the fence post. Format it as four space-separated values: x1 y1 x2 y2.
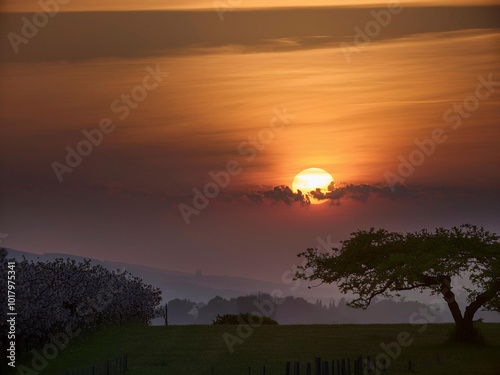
306 363 311 375
106 360 110 375
165 304 168 326
315 358 321 375
347 359 350 375
294 362 300 375
211 367 215 375
408 360 412 371
341 359 345 375
332 360 334 375
356 356 362 375
323 361 329 375
286 361 291 375
263 365 266 375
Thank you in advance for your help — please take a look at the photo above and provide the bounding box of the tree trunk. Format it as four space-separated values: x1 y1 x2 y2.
459 316 477 341
439 277 479 342
441 277 490 343
458 290 494 343
444 297 473 342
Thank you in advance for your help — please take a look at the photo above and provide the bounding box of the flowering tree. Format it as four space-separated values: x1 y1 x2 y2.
0 249 162 349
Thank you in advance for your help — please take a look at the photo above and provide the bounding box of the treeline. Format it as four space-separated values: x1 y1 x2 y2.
166 293 440 325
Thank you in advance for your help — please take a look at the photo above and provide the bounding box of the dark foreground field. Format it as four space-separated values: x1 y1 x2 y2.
37 324 500 375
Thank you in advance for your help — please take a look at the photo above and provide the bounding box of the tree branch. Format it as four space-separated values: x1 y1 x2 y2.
362 282 432 308
438 276 465 326
464 287 498 322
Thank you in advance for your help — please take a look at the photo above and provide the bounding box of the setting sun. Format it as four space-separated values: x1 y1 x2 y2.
292 168 334 204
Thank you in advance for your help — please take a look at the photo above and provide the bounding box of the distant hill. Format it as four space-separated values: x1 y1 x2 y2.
5 248 499 324
4 248 341 303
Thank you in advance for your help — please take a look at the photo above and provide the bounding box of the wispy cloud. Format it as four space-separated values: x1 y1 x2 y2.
246 185 311 206
172 183 500 207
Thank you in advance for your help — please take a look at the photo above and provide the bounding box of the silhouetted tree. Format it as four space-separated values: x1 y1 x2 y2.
296 224 500 342
165 294 451 325
0 249 162 352
212 313 278 325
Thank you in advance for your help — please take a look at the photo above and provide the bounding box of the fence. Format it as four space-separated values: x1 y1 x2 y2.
209 354 443 374
59 354 128 375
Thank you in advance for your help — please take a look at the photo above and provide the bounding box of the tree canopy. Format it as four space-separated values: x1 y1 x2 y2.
295 224 500 341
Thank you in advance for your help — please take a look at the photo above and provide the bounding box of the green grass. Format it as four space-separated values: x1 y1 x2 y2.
23 323 500 375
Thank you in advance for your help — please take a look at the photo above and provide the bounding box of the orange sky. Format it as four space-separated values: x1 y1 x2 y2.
1 30 499 189
2 0 500 12
0 5 499 280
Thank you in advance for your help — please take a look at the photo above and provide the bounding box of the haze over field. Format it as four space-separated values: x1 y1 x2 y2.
6 248 500 325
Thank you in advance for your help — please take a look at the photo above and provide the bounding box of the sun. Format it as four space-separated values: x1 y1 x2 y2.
292 168 334 204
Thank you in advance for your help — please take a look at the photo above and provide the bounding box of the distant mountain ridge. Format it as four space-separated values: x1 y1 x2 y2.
4 248 339 303
4 248 499 323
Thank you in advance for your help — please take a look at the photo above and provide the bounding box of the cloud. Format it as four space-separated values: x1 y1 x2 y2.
223 183 452 206
239 183 421 205
71 182 500 208
309 183 422 202
248 185 311 206
2 8 499 62
237 183 499 207
305 183 500 206
10 177 497 211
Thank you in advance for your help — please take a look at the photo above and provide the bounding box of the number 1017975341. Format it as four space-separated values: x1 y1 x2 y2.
7 262 16 313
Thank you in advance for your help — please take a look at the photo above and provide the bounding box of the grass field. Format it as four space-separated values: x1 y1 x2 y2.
33 323 500 375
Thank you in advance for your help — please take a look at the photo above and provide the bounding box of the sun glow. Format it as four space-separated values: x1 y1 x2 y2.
292 168 334 204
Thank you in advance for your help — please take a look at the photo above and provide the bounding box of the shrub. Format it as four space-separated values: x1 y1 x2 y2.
212 313 278 326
